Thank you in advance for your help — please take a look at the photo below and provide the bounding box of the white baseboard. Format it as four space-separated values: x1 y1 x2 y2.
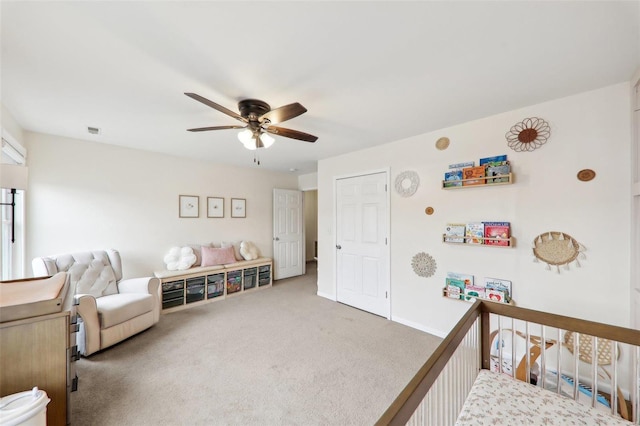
316 291 336 301
392 316 448 338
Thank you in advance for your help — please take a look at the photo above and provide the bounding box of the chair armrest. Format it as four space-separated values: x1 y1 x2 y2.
117 277 159 294
74 294 101 356
118 277 161 324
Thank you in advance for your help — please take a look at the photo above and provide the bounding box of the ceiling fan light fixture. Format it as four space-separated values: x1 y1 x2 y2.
237 128 253 145
261 132 275 148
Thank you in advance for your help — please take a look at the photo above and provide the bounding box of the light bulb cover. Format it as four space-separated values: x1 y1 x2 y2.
237 129 253 144
261 132 275 148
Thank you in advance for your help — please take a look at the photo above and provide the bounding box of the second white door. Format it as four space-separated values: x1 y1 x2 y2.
336 171 389 318
273 188 304 280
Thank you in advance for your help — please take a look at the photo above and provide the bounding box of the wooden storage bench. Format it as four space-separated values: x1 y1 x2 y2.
154 258 273 313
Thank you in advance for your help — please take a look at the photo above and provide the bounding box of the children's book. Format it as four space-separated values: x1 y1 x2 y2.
447 272 474 287
449 161 474 169
462 165 485 186
479 155 508 166
465 222 485 244
483 222 510 246
444 224 466 243
444 170 463 187
483 277 512 302
486 163 511 183
445 278 465 299
486 289 507 303
464 285 486 302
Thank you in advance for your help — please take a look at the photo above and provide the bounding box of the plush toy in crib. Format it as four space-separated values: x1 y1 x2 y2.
164 246 197 270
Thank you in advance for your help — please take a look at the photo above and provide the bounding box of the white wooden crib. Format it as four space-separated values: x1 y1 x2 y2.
377 301 640 425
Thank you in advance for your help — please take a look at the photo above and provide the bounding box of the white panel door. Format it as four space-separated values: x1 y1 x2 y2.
336 172 389 318
273 189 304 280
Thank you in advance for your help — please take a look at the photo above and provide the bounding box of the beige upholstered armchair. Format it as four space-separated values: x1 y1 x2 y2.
32 249 160 356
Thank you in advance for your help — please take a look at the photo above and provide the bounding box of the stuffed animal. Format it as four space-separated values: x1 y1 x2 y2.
240 241 260 261
164 246 197 271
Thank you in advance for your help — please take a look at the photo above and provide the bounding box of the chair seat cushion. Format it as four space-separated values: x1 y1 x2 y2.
96 293 154 328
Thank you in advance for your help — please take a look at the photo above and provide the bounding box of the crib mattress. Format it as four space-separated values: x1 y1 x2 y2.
456 370 632 425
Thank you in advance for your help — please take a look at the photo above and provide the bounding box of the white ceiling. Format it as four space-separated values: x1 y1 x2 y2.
1 1 638 174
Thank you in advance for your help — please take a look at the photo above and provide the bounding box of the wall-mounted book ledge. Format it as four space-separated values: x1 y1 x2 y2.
442 235 515 247
441 173 513 189
442 288 516 305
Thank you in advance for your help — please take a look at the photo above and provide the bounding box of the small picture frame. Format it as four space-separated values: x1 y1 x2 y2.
231 198 246 218
207 197 224 218
179 195 199 218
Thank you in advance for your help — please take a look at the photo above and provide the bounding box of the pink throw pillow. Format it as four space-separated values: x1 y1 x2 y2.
201 246 236 266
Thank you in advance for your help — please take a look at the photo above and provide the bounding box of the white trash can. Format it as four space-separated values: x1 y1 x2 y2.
0 387 50 426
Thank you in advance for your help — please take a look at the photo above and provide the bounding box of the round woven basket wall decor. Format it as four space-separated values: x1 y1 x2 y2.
506 117 550 152
435 137 450 150
395 171 420 197
411 252 437 278
577 169 596 182
532 231 585 272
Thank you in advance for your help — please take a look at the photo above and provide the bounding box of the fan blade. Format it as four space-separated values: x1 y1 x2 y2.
185 93 247 123
260 102 307 124
266 126 318 142
187 125 246 132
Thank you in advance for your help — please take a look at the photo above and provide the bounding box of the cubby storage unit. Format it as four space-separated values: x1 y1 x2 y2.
207 273 224 299
156 258 273 313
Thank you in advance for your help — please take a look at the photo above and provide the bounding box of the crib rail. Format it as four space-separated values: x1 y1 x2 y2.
376 300 483 426
377 301 640 426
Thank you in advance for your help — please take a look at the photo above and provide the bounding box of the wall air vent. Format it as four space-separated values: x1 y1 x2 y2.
87 126 101 135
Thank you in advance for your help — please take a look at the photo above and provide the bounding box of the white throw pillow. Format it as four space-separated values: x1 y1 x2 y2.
240 241 260 261
164 246 197 271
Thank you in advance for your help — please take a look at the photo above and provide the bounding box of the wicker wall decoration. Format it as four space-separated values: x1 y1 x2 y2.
506 117 550 152
577 169 596 182
395 171 420 197
435 137 450 150
532 231 585 273
411 252 437 278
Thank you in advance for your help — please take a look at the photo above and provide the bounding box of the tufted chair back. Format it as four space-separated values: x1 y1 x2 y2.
32 249 123 310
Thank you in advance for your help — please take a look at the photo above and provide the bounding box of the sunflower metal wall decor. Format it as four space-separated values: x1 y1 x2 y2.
506 117 550 152
532 231 585 273
395 170 420 197
411 252 437 278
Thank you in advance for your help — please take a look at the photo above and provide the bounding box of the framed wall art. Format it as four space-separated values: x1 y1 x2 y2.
231 198 246 218
179 195 199 218
207 197 224 218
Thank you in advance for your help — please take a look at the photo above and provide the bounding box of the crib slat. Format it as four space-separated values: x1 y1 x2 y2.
525 322 531 384
610 340 617 417
573 332 580 401
591 336 597 408
540 326 547 389
557 328 562 394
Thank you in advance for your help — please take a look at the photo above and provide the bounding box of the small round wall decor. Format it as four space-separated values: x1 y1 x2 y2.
395 171 420 197
506 117 550 152
435 137 450 150
532 231 585 273
411 252 437 278
577 169 596 182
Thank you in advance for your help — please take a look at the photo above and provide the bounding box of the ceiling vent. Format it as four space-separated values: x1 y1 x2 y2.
87 126 101 135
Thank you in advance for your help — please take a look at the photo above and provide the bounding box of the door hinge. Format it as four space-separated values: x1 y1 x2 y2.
385 237 388 245
385 184 388 192
386 291 388 299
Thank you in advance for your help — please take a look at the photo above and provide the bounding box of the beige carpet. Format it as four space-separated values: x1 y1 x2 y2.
71 263 441 425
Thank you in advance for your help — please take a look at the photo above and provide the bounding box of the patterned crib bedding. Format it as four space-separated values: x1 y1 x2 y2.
455 370 632 425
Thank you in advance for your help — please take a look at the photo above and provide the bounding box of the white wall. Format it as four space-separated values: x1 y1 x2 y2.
318 83 632 335
26 132 298 278
298 172 318 191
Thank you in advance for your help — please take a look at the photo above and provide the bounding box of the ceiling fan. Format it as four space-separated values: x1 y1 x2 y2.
184 93 318 152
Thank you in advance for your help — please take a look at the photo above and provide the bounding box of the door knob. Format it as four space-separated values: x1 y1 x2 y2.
336 244 342 250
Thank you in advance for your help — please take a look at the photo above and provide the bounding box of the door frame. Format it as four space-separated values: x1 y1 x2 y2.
333 167 391 320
